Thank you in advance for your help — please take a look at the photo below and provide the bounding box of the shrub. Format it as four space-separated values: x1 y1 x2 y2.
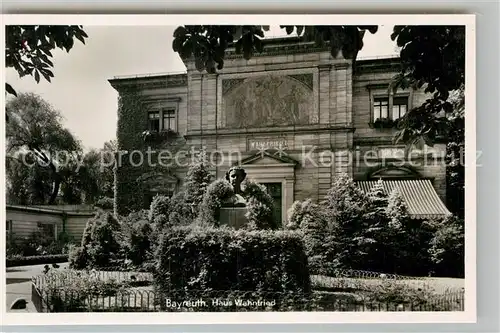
121 210 153 267
428 215 464 278
168 191 194 226
68 245 88 270
75 210 124 269
95 197 114 210
148 194 171 223
286 199 336 274
154 225 311 294
6 254 68 267
322 173 370 270
242 180 276 230
196 179 234 226
183 156 213 217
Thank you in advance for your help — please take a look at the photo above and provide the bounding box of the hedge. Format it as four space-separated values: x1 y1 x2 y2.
154 225 311 293
6 254 68 267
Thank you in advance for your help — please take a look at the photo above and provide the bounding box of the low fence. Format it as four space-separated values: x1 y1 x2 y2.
31 287 465 313
31 268 465 313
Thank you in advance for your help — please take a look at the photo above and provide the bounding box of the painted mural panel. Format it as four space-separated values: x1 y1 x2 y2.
222 75 314 128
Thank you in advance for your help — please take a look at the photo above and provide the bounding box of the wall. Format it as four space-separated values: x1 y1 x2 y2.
6 205 95 243
110 39 448 215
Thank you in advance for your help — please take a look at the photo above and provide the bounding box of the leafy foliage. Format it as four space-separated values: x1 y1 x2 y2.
5 25 88 97
6 93 81 204
154 224 311 293
72 211 123 269
183 153 213 218
172 25 378 73
428 215 464 278
286 199 333 274
242 179 276 230
391 26 465 150
197 179 234 226
121 210 153 267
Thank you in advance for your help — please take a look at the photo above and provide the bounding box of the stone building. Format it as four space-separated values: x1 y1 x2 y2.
109 36 450 224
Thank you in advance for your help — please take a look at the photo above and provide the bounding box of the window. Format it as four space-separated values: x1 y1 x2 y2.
37 222 56 240
373 97 389 120
392 96 408 120
162 108 177 132
148 111 160 131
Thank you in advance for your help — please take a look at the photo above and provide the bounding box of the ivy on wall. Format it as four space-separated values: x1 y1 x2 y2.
114 86 188 216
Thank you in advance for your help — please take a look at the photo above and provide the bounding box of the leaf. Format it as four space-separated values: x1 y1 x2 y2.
173 26 187 38
6 83 17 97
75 34 86 45
296 26 304 36
40 70 52 83
261 25 270 31
284 26 294 35
34 70 40 83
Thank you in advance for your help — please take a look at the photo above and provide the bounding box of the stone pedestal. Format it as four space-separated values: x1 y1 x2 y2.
219 207 248 229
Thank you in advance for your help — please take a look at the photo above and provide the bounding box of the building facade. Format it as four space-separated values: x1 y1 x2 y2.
109 37 450 223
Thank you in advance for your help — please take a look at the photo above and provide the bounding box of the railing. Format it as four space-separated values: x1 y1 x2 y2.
31 267 465 313
32 287 465 313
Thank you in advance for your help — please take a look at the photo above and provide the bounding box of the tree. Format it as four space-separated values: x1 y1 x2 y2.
391 26 465 148
5 25 88 98
172 25 377 73
6 152 53 205
6 92 81 204
183 151 213 217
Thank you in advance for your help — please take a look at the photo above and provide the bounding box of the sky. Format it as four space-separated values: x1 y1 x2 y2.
5 25 399 151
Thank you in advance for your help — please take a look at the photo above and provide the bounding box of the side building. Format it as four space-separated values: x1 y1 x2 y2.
109 37 450 224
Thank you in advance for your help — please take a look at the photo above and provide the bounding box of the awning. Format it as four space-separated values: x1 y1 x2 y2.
356 179 451 220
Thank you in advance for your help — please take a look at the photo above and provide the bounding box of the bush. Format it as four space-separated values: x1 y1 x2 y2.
68 245 88 270
74 210 124 269
95 197 114 210
6 254 68 267
242 180 276 230
428 215 464 277
121 210 153 267
286 199 336 274
154 225 311 294
196 179 234 226
148 194 171 223
183 156 213 217
168 191 194 226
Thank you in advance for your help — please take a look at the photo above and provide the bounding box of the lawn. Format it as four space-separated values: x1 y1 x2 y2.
311 275 465 294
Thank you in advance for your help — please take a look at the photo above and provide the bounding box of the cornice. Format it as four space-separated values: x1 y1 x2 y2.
184 124 355 138
109 74 188 93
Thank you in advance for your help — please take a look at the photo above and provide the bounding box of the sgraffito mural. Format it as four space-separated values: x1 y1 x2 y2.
222 74 314 128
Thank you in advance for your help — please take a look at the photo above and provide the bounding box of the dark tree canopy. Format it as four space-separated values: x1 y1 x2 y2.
5 25 88 97
390 26 465 148
6 92 81 204
172 25 378 73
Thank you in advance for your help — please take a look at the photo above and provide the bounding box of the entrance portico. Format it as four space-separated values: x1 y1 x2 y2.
236 152 298 225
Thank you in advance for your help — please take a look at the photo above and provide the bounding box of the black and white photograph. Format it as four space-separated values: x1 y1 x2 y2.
1 14 476 325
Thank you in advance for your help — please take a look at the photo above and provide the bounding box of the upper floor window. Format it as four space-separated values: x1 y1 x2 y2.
392 96 408 120
147 107 177 133
162 108 177 132
373 97 389 120
148 111 160 131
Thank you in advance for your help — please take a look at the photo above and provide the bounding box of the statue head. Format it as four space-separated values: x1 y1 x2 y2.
225 166 247 194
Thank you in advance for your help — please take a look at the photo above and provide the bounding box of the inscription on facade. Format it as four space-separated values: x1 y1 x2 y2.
248 138 289 151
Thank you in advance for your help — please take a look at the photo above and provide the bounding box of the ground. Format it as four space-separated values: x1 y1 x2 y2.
6 262 69 313
6 263 465 312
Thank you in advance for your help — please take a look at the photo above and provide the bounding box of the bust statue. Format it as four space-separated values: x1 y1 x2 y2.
223 166 247 207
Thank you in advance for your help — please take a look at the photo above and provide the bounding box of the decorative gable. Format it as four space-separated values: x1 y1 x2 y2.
238 151 299 167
